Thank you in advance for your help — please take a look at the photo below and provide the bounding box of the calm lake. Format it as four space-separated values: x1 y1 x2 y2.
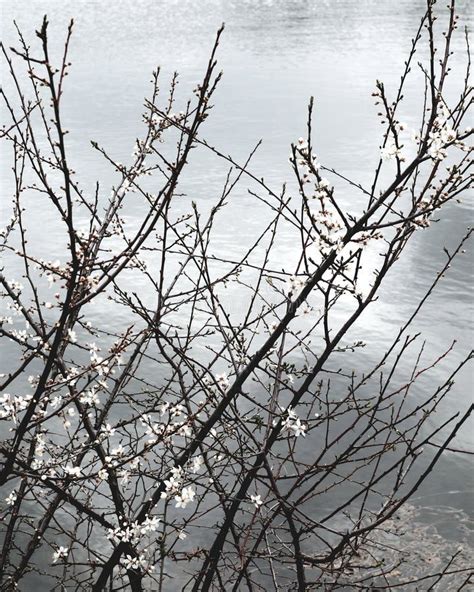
1 0 473 587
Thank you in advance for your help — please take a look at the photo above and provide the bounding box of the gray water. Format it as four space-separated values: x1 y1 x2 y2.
1 0 473 587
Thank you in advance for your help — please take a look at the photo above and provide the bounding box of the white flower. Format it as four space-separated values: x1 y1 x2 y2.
296 137 308 151
7 279 23 293
52 546 69 563
28 375 38 386
103 423 116 437
287 275 307 297
111 444 124 457
428 139 447 161
281 407 307 437
0 393 32 423
79 387 100 406
141 515 160 533
250 494 263 508
67 328 77 343
289 418 307 437
317 177 332 191
175 486 196 509
215 372 229 391
159 401 170 416
64 465 81 478
170 466 183 479
49 395 62 410
269 320 279 332
161 471 181 499
440 127 456 144
5 490 17 506
121 553 148 571
380 140 402 161
119 470 130 485
35 434 46 457
191 455 204 474
170 404 184 417
177 422 192 438
130 457 141 470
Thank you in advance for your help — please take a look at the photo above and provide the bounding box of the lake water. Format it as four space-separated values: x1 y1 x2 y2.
1 0 473 588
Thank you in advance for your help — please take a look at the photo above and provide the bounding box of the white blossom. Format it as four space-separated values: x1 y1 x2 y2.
121 553 149 571
67 328 77 343
191 455 204 474
380 140 403 161
111 444 125 457
52 546 69 563
175 486 196 509
215 372 229 391
287 275 307 297
64 465 81 478
79 387 100 406
250 494 263 508
278 407 308 438
5 490 17 506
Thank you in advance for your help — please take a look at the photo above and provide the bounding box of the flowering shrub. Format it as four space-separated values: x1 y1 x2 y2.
0 2 472 590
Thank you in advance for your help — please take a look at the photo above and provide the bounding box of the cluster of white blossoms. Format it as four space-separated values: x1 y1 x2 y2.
121 553 153 572
64 465 81 479
379 105 459 163
87 342 110 377
291 139 352 260
292 137 320 173
107 515 160 545
174 486 196 509
287 275 307 298
140 414 164 444
0 313 13 325
275 407 307 438
147 110 186 134
380 139 404 161
48 394 63 410
9 326 31 344
33 258 64 289
427 104 457 161
35 433 46 457
131 138 153 159
160 465 197 509
62 406 77 430
6 279 24 294
0 213 17 240
79 386 100 407
139 403 194 445
5 490 17 506
161 466 184 499
0 392 32 423
97 450 139 482
101 423 116 438
313 176 333 200
102 444 126 468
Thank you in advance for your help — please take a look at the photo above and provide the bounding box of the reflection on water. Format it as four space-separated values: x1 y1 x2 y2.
1 0 473 585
